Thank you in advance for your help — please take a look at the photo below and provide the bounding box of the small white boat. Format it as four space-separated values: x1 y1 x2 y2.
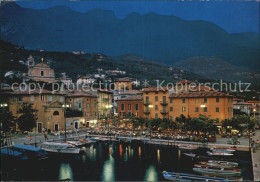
207 151 233 156
183 153 196 157
178 144 198 150
40 142 80 154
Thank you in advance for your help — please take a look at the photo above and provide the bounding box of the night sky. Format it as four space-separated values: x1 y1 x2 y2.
16 1 259 33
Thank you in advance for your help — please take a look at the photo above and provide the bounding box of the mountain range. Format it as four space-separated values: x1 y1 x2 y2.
1 2 259 72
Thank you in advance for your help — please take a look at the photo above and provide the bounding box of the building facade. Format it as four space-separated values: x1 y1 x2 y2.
96 89 113 118
117 96 144 118
27 56 56 83
65 91 98 128
114 77 133 91
3 89 66 132
142 87 169 119
169 92 233 124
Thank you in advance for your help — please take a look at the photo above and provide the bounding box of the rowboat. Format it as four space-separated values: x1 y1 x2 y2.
193 167 241 177
207 151 233 156
208 160 238 167
12 144 48 160
1 148 28 161
162 171 229 181
199 161 238 169
194 164 241 172
211 149 236 153
183 153 196 157
178 145 199 150
40 142 80 154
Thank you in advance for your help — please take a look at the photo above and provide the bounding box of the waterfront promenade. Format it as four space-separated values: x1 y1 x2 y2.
251 130 260 181
7 132 250 151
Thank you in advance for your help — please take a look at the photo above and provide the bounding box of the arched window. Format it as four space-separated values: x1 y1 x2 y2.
53 111 59 115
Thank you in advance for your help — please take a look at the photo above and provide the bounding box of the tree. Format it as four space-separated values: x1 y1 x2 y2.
112 115 120 127
16 103 38 132
0 107 16 133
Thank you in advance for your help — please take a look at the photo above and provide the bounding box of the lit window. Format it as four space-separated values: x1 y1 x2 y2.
128 104 131 110
30 95 34 102
182 107 186 112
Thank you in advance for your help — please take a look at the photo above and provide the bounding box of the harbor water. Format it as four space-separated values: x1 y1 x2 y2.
1 141 253 181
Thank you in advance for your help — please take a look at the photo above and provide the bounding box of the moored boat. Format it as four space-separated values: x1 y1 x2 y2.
40 142 80 154
162 171 229 181
183 153 196 157
208 160 238 167
1 148 28 161
178 145 199 150
207 151 234 156
12 144 48 160
211 149 236 153
199 161 238 168
194 164 241 172
193 167 241 177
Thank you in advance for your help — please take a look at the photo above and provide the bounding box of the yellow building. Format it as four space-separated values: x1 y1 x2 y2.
3 88 66 132
97 89 113 118
27 55 56 83
142 87 169 119
169 91 233 124
65 91 98 128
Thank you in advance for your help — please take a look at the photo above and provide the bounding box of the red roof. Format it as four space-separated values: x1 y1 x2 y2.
96 88 113 94
233 98 243 101
170 91 232 98
192 86 215 91
9 89 65 95
79 76 91 79
142 87 168 92
66 91 97 98
176 80 192 84
116 77 132 82
117 95 143 101
118 90 142 95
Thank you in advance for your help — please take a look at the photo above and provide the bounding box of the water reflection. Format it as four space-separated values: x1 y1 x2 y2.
119 144 123 158
178 149 181 160
102 145 115 182
87 145 96 161
138 146 142 158
157 149 160 163
58 163 73 181
144 165 158 182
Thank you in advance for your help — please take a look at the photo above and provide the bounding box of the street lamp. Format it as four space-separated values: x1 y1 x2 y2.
253 108 256 119
62 104 70 141
0 103 8 133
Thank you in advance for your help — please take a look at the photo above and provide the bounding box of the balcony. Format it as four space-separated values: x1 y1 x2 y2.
144 110 150 114
160 110 168 114
144 101 150 106
160 101 168 106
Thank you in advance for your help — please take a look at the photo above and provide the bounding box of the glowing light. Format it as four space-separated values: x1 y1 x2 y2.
157 149 160 163
144 165 158 182
119 144 123 158
58 163 73 181
178 150 181 160
138 146 141 158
